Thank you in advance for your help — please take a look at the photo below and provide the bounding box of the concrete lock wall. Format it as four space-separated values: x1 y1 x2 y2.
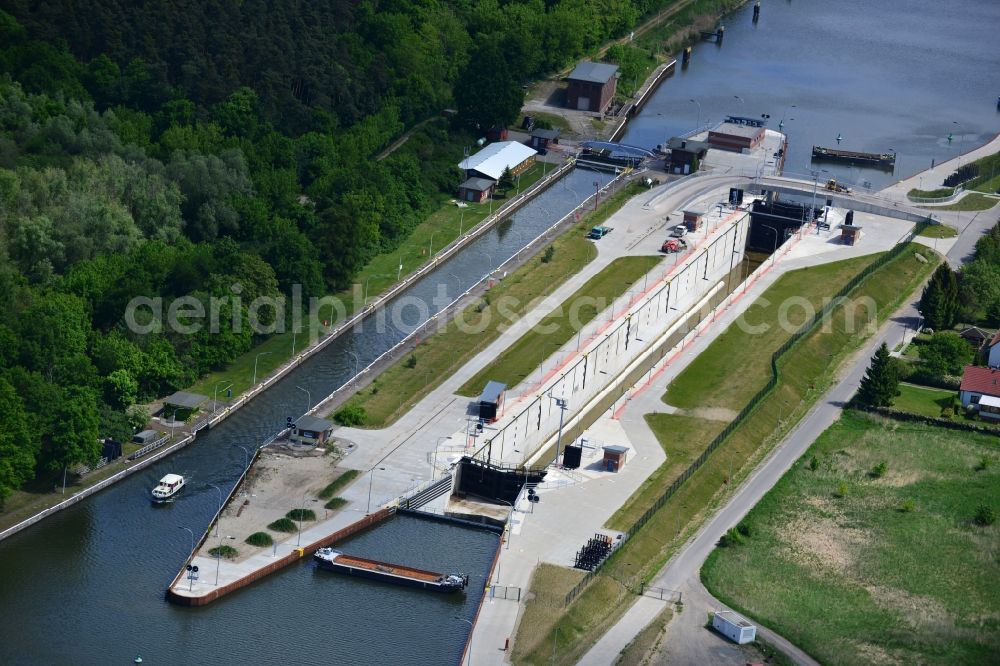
478 211 749 467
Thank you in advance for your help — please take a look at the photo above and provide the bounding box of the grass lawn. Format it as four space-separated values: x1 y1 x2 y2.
663 253 881 412
457 254 663 398
339 183 647 428
186 162 552 400
703 411 1000 666
892 383 956 418
524 112 573 135
916 223 958 238
921 192 998 211
514 245 940 666
907 187 954 199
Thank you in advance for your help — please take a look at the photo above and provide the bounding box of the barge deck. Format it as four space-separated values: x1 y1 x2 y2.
313 547 469 593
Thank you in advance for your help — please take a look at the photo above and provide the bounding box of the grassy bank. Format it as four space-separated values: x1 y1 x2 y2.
187 160 551 400
920 192 998 212
907 187 954 199
703 411 1000 665
513 244 939 666
892 383 956 418
916 223 958 238
337 182 646 428
457 254 663 398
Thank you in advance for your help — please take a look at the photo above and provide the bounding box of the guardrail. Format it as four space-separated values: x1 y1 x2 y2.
906 186 963 204
127 433 171 461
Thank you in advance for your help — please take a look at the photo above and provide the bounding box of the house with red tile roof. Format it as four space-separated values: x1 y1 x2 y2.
959 365 1000 421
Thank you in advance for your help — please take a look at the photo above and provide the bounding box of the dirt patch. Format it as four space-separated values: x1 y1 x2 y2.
780 512 869 575
197 444 348 563
682 407 739 422
851 640 905 666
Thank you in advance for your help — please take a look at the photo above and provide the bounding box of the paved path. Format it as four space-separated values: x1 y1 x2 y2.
576 163 999 665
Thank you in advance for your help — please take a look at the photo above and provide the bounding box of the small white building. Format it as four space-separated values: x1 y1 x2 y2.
458 141 537 181
713 610 757 644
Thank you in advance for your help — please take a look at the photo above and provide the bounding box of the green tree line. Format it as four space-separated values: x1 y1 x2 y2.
0 0 680 503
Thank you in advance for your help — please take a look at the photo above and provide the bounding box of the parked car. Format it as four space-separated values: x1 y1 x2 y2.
588 225 613 240
670 224 688 238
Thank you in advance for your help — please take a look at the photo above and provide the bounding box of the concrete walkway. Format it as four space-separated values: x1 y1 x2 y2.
575 157 1000 666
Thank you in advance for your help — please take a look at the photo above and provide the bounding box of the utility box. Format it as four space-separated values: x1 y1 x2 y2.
602 445 628 472
713 610 756 644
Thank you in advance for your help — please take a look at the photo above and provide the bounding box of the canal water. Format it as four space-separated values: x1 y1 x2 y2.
3 1 999 663
0 167 611 666
624 0 1000 191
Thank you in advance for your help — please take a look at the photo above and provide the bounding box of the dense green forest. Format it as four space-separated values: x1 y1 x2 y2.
0 0 683 504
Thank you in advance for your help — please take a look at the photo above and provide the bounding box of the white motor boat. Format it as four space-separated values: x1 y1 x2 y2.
151 474 185 503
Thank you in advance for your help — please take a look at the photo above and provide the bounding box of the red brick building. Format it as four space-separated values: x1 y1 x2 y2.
566 61 619 113
707 122 765 152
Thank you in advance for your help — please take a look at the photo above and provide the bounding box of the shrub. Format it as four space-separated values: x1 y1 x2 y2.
898 499 916 513
940 407 954 419
209 545 239 559
975 456 992 472
835 481 849 498
870 461 888 479
333 404 367 426
370 384 379 395
267 517 297 532
317 469 361 499
325 497 348 510
736 522 752 538
974 505 995 526
808 456 819 472
245 532 273 547
404 354 417 368
541 246 555 263
717 527 743 547
286 508 316 521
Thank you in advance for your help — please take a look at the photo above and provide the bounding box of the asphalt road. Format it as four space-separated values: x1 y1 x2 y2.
578 186 998 665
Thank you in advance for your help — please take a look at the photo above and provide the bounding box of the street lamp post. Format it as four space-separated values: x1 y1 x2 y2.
296 489 308 547
366 466 386 514
252 351 273 386
496 498 514 555
688 98 701 133
433 436 450 479
761 224 780 255
212 380 232 414
347 350 360 383
178 526 195 591
296 385 311 412
734 95 745 115
429 231 438 258
952 121 964 168
209 484 223 538
234 444 250 471
455 617 474 666
550 396 569 467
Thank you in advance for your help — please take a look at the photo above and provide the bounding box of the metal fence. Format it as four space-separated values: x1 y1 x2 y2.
562 228 922 607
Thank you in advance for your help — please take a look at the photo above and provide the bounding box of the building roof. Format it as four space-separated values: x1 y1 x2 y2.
980 395 1000 409
460 177 495 192
479 381 507 404
666 137 710 153
458 141 537 181
710 122 764 139
163 391 208 409
960 365 1000 396
295 415 334 432
960 326 991 342
531 128 561 140
715 610 755 628
567 61 619 85
134 429 158 440
603 445 629 454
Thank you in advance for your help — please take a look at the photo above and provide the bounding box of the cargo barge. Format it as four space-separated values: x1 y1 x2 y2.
811 145 896 169
313 547 469 593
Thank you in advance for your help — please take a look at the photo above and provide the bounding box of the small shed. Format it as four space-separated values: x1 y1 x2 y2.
713 610 757 644
602 445 628 472
960 326 992 350
487 125 509 142
133 429 159 445
529 128 561 151
478 381 507 423
683 209 706 231
163 391 208 414
291 415 335 446
840 222 862 246
458 177 495 203
665 137 709 174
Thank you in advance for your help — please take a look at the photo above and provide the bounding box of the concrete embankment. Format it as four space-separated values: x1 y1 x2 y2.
167 508 394 606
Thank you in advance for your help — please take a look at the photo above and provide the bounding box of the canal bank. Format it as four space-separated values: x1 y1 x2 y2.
2 1 998 663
